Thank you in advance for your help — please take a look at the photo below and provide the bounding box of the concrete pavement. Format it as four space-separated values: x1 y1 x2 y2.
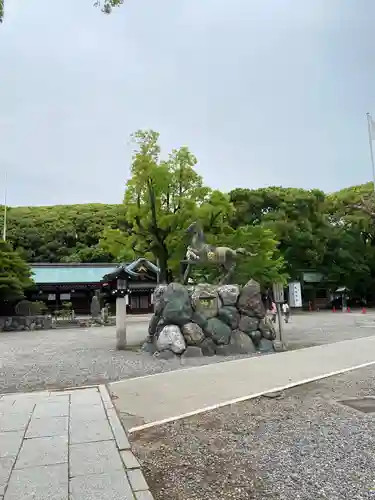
0 386 153 499
110 334 375 431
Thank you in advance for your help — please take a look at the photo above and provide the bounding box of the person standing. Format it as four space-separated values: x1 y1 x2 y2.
270 301 277 323
282 301 290 323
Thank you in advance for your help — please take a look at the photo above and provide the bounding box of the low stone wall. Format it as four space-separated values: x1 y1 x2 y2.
144 280 277 359
0 315 53 332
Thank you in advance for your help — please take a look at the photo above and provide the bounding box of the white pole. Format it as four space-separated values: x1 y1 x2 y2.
2 172 7 241
366 113 375 194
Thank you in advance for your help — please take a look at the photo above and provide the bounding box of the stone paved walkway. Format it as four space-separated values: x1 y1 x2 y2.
0 386 153 499
111 335 375 431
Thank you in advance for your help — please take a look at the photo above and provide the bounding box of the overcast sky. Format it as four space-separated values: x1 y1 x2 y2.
1 0 375 206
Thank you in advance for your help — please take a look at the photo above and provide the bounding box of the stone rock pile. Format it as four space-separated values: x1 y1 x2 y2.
144 279 277 359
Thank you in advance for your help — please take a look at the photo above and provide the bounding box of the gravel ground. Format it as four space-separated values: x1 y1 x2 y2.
131 365 375 500
0 324 251 394
1 312 375 394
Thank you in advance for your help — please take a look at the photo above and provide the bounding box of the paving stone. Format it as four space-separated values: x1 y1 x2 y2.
70 470 134 500
106 408 130 450
120 450 140 469
0 431 23 458
9 399 36 414
70 389 102 406
4 463 68 500
70 403 106 421
0 400 15 413
33 400 69 418
127 469 149 492
99 385 114 410
69 440 123 476
69 417 114 444
0 411 31 432
15 436 68 469
26 416 68 439
135 491 155 500
0 457 16 496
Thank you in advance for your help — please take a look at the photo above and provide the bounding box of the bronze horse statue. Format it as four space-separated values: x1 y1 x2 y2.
181 221 257 285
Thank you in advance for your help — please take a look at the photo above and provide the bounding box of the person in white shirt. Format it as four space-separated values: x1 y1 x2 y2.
282 302 290 322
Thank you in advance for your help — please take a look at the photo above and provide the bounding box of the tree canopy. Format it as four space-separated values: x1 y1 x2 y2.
100 130 281 284
0 240 33 303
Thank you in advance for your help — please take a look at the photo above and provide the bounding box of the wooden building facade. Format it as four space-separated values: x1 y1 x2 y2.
27 259 159 315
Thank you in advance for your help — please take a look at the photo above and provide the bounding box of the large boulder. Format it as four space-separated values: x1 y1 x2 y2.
191 284 220 319
200 338 216 356
230 329 257 354
156 324 186 354
182 346 203 358
205 317 232 345
238 315 259 334
258 338 275 353
148 312 161 336
217 284 240 307
191 311 208 330
249 329 262 347
258 317 277 341
218 306 240 330
182 322 205 346
161 283 193 326
153 284 168 314
237 279 266 318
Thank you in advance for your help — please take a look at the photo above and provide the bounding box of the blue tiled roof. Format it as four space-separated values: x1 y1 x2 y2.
31 265 118 284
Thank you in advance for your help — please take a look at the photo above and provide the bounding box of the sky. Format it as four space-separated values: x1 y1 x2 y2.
1 0 375 206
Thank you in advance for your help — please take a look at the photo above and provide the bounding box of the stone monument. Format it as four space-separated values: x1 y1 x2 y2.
144 222 277 359
144 281 277 358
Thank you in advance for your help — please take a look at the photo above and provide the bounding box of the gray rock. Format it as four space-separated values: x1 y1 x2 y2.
162 283 193 326
153 284 168 314
156 325 186 354
141 341 157 355
230 329 256 354
181 346 203 358
258 317 277 340
249 329 262 347
215 344 237 356
217 306 240 329
238 315 259 334
258 338 275 353
191 311 208 330
205 317 232 345
182 322 205 346
148 313 161 336
217 284 240 306
200 338 216 356
154 350 177 360
191 284 220 319
237 279 266 318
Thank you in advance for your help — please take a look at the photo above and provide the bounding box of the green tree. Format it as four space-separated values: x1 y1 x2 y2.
230 186 331 279
0 240 33 302
101 130 285 284
0 204 123 263
116 130 212 281
325 182 375 296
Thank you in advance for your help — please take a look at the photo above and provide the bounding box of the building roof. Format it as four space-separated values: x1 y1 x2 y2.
30 259 160 285
102 258 159 280
30 263 118 284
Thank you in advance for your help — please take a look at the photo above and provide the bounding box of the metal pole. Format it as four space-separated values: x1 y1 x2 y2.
366 113 375 193
2 172 7 241
276 303 284 344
